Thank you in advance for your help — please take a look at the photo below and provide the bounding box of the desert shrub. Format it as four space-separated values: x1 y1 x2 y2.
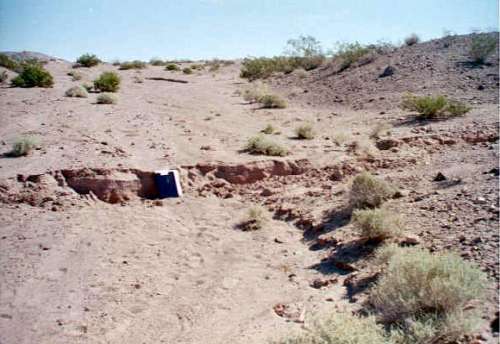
350 172 396 209
349 137 377 157
182 67 193 74
331 132 350 146
370 122 392 139
401 93 470 119
76 53 100 67
334 42 372 71
133 75 143 83
0 70 8 83
165 63 180 71
245 135 288 156
240 56 301 80
82 83 93 92
190 64 204 70
67 70 82 81
7 137 38 157
295 123 315 139
11 63 54 88
96 93 117 104
259 94 287 109
371 246 488 342
242 82 269 103
65 85 88 98
352 208 403 241
0 53 19 70
272 312 389 344
149 58 165 66
119 60 146 70
111 60 121 66
284 35 325 71
469 34 497 64
404 34 420 46
93 71 120 92
262 124 275 134
239 206 268 231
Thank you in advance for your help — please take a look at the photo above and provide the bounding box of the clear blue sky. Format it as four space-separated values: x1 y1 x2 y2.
0 0 498 61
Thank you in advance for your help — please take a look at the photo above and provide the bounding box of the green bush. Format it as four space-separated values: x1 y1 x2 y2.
65 85 88 98
8 137 38 157
469 34 497 64
119 60 147 70
350 172 396 209
245 135 288 156
165 63 180 71
371 246 488 343
0 53 19 70
93 71 120 92
149 58 165 66
352 208 403 241
240 56 301 80
334 42 372 71
259 94 287 109
404 34 420 46
295 123 315 139
272 312 389 344
401 93 471 119
182 67 193 74
11 64 54 88
96 93 117 104
76 53 100 67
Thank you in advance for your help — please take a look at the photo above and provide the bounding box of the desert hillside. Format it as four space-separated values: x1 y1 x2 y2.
0 32 498 344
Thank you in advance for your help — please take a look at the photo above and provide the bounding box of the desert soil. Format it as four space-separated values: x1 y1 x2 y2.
0 35 499 344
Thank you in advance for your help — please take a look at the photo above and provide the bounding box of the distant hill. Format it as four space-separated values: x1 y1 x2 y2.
0 51 67 63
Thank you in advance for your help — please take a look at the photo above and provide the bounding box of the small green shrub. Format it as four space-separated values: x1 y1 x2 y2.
261 124 275 134
93 71 120 92
295 123 315 139
371 246 488 343
67 70 83 81
469 34 497 64
65 85 88 98
96 93 117 104
240 206 268 231
272 312 389 344
240 56 309 80
0 53 19 70
404 34 420 46
245 135 288 156
76 53 100 67
350 172 396 209
334 42 372 71
149 58 165 66
259 94 287 109
0 70 8 83
8 137 38 157
11 64 54 88
119 60 146 70
165 63 180 71
352 208 403 241
182 67 193 74
401 93 471 119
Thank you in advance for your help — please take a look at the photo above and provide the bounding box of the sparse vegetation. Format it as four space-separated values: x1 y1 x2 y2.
182 67 193 74
0 53 19 70
352 208 403 241
273 312 389 344
349 137 377 157
96 93 117 104
469 34 497 64
76 53 100 67
245 135 288 156
11 63 54 88
259 94 287 109
65 85 88 98
165 63 180 71
370 123 392 140
0 70 8 83
82 83 93 92
239 206 268 231
371 246 488 343
404 33 420 46
7 137 38 157
149 58 166 66
331 132 350 146
401 93 471 119
242 82 269 103
295 123 315 139
67 70 83 81
93 71 120 92
334 42 372 71
350 172 396 209
262 124 276 134
119 60 147 70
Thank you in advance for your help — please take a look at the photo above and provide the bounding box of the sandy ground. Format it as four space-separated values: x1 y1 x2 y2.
0 59 498 343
